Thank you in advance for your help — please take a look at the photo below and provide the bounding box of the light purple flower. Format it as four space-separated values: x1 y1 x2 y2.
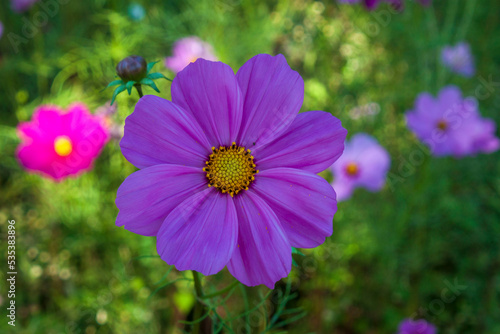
96 101 123 141
441 42 475 77
95 101 117 118
116 54 347 288
406 85 500 157
330 134 390 201
11 0 39 13
398 318 437 334
165 37 217 74
0 22 3 40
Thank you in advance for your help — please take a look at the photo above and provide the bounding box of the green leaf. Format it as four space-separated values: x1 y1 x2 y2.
125 80 136 94
146 61 160 73
106 79 123 88
141 78 160 92
110 85 126 105
291 247 305 256
147 72 171 81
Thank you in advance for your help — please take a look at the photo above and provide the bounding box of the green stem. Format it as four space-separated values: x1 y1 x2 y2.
135 84 144 98
456 0 477 41
191 271 204 334
201 280 239 299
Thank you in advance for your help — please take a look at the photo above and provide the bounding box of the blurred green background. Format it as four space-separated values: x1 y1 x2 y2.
1 0 499 333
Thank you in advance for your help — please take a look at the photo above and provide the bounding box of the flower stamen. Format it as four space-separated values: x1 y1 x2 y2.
54 136 73 157
345 162 359 177
437 119 448 131
203 142 258 197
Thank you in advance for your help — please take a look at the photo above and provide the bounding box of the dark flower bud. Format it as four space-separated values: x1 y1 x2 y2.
116 55 147 82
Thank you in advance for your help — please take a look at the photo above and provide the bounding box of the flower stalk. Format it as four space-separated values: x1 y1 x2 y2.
191 271 205 334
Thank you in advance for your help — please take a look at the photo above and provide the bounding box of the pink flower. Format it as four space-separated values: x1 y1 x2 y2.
165 36 217 73
16 104 110 181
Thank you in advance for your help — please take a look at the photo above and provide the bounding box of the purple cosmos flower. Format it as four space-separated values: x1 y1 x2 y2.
330 134 390 201
338 0 429 11
406 86 500 157
165 37 218 74
441 42 475 77
116 54 347 288
398 318 437 334
11 0 39 13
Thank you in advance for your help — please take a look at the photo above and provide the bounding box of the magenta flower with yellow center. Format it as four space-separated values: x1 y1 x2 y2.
116 54 347 288
16 104 110 181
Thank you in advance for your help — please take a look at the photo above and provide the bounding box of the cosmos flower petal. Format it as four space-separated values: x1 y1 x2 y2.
227 191 292 289
438 85 462 106
17 121 51 143
474 119 500 153
30 105 66 137
253 111 347 173
252 168 336 248
157 188 238 276
364 0 379 9
17 139 58 176
62 103 110 159
116 164 207 237
331 179 354 202
120 95 212 169
171 59 243 147
236 54 304 149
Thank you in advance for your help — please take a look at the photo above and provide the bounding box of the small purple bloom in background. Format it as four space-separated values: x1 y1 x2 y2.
165 36 217 74
11 0 39 13
398 318 437 334
96 101 123 141
406 85 500 157
441 42 475 77
330 134 390 202
95 101 117 118
0 22 3 40
338 0 430 11
116 54 347 288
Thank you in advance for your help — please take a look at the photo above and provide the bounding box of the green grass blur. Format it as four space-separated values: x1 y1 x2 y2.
1 0 499 333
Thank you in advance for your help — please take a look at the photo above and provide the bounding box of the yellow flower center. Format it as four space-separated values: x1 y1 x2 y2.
345 162 359 176
203 142 258 197
437 119 448 131
54 136 73 157
189 56 198 64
